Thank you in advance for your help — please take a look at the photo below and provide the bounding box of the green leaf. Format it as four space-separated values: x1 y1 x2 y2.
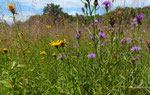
0 80 12 88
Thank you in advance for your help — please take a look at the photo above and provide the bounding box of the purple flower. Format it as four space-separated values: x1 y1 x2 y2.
139 41 144 43
138 37 141 39
120 39 125 43
98 28 101 30
76 34 81 39
67 44 71 47
87 53 96 58
74 45 77 48
125 37 131 41
142 30 146 33
58 15 61 18
131 46 142 51
71 51 74 55
94 19 98 23
102 1 112 6
136 14 145 24
130 27 134 30
103 26 107 29
78 29 82 33
136 56 140 60
101 43 104 46
91 23 94 26
59 54 66 60
121 30 126 33
90 36 96 39
99 32 106 38
59 55 63 59
131 22 137 25
120 37 131 44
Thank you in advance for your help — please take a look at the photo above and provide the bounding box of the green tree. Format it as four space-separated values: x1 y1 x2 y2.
43 3 63 15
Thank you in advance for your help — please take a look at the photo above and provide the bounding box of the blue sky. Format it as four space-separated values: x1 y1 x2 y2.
0 0 150 24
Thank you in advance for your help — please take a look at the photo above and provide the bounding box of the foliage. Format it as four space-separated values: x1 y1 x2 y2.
43 3 63 15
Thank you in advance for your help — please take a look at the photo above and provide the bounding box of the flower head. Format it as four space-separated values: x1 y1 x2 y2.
99 32 106 38
131 46 142 51
102 1 112 11
87 53 96 58
26 51 31 54
94 19 98 23
40 51 46 55
45 25 51 29
50 40 66 47
136 14 145 25
6 3 16 14
59 54 66 60
3 48 8 54
76 34 81 39
102 1 112 6
78 29 82 33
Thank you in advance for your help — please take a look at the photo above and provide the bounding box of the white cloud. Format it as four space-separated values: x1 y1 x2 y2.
68 11 83 16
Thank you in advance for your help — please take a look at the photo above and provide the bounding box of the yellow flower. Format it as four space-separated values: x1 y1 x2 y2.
26 51 31 54
19 32 24 38
40 51 46 55
50 41 61 47
56 35 59 37
50 40 66 47
6 3 16 14
3 48 8 54
46 25 51 29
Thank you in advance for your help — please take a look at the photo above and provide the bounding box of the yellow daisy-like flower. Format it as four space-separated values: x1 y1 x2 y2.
45 25 51 29
26 51 31 54
3 48 8 54
6 3 16 14
50 40 66 47
19 32 24 38
56 35 59 37
50 41 61 47
40 51 46 55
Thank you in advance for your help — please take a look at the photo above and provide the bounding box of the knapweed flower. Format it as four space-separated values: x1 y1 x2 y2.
142 30 146 33
74 45 77 48
67 44 71 47
94 19 98 23
71 51 74 55
136 56 140 60
125 37 131 41
3 48 8 54
87 53 96 58
46 25 51 29
131 22 137 25
120 37 131 43
99 32 106 38
90 36 96 39
76 34 81 39
6 3 16 14
78 29 81 33
40 51 46 55
131 46 142 51
102 1 112 11
59 54 66 60
136 14 145 25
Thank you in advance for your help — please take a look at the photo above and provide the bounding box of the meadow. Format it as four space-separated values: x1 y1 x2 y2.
0 0 150 95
